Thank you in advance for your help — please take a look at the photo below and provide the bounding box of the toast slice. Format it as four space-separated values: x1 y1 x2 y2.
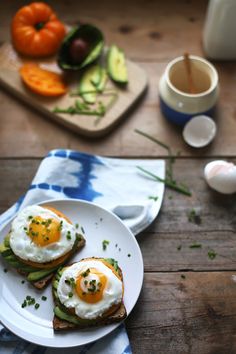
52 257 127 330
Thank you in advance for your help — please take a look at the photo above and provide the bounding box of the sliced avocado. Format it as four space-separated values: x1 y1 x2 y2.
0 243 13 257
3 254 38 272
105 258 119 273
53 279 59 290
4 234 10 248
79 65 101 104
107 45 128 84
27 266 58 282
96 68 108 92
54 306 91 325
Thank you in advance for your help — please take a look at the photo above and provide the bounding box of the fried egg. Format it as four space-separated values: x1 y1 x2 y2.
9 205 78 263
57 259 123 320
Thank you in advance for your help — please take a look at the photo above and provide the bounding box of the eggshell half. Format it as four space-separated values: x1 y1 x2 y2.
204 160 236 194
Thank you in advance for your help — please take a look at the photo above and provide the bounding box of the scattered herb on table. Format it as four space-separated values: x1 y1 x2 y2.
187 208 202 225
137 166 191 196
208 250 217 260
135 129 191 196
102 240 110 250
177 245 182 251
168 195 173 200
189 243 202 249
181 274 186 279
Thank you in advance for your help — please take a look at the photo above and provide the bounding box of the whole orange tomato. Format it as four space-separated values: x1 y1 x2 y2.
11 2 66 57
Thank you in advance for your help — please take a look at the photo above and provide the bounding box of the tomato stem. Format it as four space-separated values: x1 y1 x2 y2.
35 22 45 30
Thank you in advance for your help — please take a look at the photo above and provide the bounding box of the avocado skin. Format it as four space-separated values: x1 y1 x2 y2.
107 45 128 84
58 24 104 71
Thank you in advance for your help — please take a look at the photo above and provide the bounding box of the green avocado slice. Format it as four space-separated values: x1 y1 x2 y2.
107 45 128 84
79 65 101 104
54 306 91 325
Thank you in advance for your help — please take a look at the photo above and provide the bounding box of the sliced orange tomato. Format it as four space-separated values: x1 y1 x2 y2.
19 63 67 96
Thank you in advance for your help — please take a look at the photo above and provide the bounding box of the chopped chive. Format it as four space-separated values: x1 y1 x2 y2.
35 303 40 309
21 280 25 284
41 296 47 301
177 245 182 251
3 268 8 273
81 268 90 277
181 274 186 279
187 209 202 225
148 196 159 201
189 243 202 249
127 254 131 257
68 292 73 298
208 250 217 260
75 223 79 229
102 240 110 251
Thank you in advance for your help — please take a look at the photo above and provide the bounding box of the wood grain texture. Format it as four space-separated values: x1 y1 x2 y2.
0 0 236 157
126 272 236 354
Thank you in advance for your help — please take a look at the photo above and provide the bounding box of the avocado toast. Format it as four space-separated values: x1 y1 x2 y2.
52 257 127 330
0 232 85 289
0 205 86 289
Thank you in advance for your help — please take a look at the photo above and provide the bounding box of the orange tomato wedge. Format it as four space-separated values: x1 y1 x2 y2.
19 63 67 97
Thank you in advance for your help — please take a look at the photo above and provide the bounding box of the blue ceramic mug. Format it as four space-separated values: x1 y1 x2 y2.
159 55 219 126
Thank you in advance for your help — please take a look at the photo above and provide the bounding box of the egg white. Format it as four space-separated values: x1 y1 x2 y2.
57 260 123 320
9 205 77 263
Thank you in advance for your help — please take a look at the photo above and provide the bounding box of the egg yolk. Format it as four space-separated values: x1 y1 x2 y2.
76 268 107 303
28 216 61 246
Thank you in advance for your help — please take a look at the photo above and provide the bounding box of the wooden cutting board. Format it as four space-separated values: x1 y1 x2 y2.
0 43 147 137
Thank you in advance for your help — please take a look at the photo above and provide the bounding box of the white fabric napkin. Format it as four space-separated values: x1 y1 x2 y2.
0 149 165 354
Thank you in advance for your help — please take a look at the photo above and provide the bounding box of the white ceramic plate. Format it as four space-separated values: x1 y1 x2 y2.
0 199 143 347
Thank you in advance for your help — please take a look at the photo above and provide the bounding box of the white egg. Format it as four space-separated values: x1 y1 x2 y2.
57 259 123 320
204 160 236 194
9 205 78 263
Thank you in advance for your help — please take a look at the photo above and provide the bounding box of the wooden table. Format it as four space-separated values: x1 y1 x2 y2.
1 1 236 353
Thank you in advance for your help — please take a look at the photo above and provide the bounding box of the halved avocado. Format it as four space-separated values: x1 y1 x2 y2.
107 45 128 84
58 24 104 71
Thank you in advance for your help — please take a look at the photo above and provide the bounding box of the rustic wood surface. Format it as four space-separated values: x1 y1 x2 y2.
1 1 236 353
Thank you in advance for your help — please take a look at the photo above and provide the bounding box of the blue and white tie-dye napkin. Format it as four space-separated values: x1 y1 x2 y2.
0 149 165 354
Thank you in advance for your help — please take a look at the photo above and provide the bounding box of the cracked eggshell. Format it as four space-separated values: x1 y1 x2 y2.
204 160 236 194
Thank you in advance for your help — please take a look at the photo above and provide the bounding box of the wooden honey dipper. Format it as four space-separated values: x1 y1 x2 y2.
183 52 196 94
